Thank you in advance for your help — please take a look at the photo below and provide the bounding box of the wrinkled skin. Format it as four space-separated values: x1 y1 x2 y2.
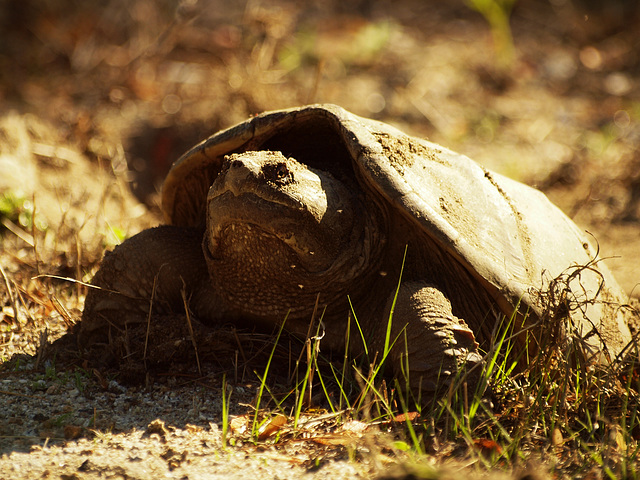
81 151 484 395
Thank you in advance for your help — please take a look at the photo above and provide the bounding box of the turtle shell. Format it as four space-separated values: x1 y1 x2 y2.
162 104 632 359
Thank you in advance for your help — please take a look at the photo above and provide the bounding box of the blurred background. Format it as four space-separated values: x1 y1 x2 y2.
1 0 639 295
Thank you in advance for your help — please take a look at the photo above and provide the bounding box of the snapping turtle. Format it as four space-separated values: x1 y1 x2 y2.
80 104 633 393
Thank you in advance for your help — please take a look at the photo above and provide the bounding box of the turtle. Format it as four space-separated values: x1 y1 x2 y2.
79 104 633 395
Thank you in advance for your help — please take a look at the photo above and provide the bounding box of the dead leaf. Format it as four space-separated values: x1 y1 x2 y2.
257 414 287 441
310 434 358 446
473 438 502 455
551 427 564 448
392 411 419 423
609 424 626 452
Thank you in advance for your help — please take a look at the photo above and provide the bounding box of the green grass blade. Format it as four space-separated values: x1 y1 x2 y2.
252 313 289 440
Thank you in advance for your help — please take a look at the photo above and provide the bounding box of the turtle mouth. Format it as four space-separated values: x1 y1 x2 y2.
210 181 306 217
206 190 316 260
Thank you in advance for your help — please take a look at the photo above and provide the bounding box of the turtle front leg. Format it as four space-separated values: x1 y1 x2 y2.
376 282 484 398
79 225 222 349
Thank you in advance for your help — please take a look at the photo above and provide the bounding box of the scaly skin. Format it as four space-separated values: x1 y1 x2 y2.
79 226 228 347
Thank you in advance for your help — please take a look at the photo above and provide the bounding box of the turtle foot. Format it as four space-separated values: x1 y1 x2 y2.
381 282 485 399
79 225 208 349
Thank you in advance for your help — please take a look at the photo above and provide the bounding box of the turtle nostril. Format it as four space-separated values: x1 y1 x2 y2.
276 162 289 178
220 156 242 176
263 161 294 184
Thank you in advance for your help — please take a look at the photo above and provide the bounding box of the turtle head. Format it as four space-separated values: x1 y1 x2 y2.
203 150 383 318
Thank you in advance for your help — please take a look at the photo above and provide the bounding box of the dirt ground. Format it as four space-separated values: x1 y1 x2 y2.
1 0 639 478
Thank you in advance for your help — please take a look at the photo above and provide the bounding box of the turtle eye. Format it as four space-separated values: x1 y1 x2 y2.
276 162 289 178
